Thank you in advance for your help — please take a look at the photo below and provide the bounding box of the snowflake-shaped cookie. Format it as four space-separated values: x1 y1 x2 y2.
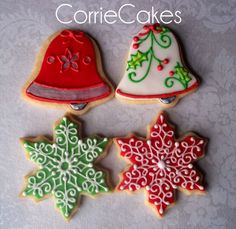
21 115 110 220
114 112 206 217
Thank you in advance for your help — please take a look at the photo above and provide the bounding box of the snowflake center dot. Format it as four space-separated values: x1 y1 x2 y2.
157 160 166 169
61 161 69 171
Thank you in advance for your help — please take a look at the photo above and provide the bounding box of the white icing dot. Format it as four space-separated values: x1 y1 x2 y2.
22 192 26 196
153 167 158 171
77 187 82 191
166 167 171 172
188 164 193 169
166 201 170 205
24 143 28 147
117 140 123 144
100 179 104 183
63 117 67 122
65 213 69 217
190 137 194 141
78 140 82 144
172 184 177 189
65 151 69 156
52 171 56 176
73 158 78 162
157 161 166 170
52 144 56 148
154 124 158 129
124 180 128 184
196 176 200 181
73 169 78 173
175 142 179 147
59 125 63 128
199 140 204 144
63 176 67 182
152 159 156 163
190 186 194 190
103 138 108 142
159 209 163 214
133 164 137 170
119 186 124 190
95 189 99 193
88 163 93 168
130 138 134 142
136 185 140 190
154 201 158 206
104 187 109 192
160 115 164 122
146 186 150 191
147 140 151 145
129 187 133 191
199 186 204 191
51 191 54 194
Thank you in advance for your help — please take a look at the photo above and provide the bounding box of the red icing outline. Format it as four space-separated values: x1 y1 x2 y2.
116 81 199 99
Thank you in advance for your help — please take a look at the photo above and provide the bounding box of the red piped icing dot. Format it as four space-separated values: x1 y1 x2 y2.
133 36 139 42
157 65 163 71
169 71 175 76
143 25 149 30
163 58 169 64
133 44 139 49
154 23 160 28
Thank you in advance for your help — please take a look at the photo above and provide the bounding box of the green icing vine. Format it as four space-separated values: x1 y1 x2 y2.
127 26 171 83
164 62 192 89
21 116 110 219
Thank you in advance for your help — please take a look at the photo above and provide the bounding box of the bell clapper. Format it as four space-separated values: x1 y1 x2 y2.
159 96 176 104
70 103 88 111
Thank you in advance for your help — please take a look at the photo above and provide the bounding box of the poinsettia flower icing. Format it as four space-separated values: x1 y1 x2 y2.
115 112 206 217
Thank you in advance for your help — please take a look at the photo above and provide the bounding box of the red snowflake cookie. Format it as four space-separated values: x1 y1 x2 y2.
114 112 207 217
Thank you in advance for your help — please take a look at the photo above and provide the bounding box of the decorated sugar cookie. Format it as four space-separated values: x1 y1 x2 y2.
20 115 111 220
116 24 200 106
114 112 207 217
23 30 114 113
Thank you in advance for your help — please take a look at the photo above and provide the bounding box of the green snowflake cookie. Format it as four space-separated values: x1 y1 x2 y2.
21 115 110 220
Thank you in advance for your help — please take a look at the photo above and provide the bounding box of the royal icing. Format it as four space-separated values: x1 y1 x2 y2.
21 116 110 219
116 24 199 103
25 30 113 110
115 112 206 217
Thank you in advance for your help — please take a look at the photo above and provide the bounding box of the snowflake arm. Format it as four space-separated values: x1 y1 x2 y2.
23 167 55 199
22 140 55 167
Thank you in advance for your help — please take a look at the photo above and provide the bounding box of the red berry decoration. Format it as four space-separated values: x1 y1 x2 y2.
133 44 139 49
133 36 139 42
157 65 163 71
169 71 175 76
143 25 149 30
163 58 169 64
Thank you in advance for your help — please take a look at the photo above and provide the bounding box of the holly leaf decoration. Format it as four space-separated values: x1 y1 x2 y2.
127 50 149 70
174 62 191 85
115 112 206 217
21 116 110 220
